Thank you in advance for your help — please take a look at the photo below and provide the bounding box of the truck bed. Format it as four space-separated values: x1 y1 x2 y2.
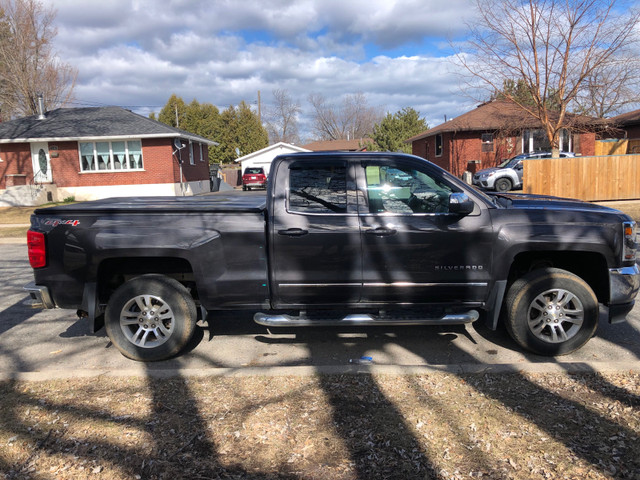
35 191 267 215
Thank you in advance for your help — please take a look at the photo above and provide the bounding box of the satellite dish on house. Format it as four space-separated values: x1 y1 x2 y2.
174 138 185 150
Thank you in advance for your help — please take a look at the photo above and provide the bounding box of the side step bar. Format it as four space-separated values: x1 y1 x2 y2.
254 310 479 327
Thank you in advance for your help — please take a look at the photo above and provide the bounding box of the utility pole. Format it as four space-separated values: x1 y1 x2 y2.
175 103 179 128
257 90 261 123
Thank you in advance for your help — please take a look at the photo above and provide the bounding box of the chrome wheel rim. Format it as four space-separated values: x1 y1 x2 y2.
527 288 584 343
119 295 174 348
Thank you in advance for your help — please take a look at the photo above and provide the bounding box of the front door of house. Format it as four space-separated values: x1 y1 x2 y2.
30 142 52 183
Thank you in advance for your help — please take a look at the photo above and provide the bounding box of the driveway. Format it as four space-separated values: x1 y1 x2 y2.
2 243 640 379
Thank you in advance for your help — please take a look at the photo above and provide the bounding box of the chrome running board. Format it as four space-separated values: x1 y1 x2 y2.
254 310 479 327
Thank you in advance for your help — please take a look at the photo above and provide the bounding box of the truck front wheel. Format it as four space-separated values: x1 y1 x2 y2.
105 274 197 361
504 268 598 356
494 177 512 192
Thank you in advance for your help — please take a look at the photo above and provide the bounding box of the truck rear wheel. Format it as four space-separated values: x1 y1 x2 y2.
504 268 598 356
105 274 197 361
494 177 512 192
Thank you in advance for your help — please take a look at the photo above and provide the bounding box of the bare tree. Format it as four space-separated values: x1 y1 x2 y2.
572 56 640 118
308 92 383 141
264 89 301 144
0 0 76 118
457 0 640 154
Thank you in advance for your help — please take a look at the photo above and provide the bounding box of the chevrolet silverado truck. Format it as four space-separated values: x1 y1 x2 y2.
24 152 639 361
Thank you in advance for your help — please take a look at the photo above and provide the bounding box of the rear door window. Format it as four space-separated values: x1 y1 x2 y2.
288 163 348 214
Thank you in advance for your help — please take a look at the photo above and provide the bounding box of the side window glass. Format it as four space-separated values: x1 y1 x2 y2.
364 165 454 214
289 164 347 214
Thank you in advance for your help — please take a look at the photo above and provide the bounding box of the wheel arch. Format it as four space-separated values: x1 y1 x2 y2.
486 249 609 331
506 250 609 302
82 256 198 332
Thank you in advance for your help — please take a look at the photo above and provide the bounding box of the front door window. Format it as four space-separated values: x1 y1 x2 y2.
363 164 454 214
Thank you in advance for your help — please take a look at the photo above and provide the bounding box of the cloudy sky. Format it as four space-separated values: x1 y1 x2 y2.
42 0 480 140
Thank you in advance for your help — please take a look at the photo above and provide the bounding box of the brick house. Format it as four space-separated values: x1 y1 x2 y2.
609 109 640 153
407 100 598 177
0 106 217 205
302 138 374 152
611 109 640 139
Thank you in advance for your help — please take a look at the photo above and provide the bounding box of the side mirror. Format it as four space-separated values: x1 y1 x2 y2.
449 192 475 216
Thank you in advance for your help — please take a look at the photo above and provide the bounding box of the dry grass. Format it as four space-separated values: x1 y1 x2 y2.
0 203 76 238
595 201 640 222
1 372 639 480
0 206 35 225
0 226 28 239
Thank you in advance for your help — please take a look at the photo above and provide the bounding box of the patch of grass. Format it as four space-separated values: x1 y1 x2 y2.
0 206 35 224
0 201 78 229
595 200 640 222
0 372 638 479
0 226 28 239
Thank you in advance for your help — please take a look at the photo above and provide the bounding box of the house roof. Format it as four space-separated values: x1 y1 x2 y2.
610 108 640 126
234 142 310 163
406 100 604 142
301 138 374 151
0 106 218 145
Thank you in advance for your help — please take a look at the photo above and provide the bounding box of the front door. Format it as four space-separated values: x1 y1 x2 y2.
270 158 362 307
356 159 494 305
30 142 52 183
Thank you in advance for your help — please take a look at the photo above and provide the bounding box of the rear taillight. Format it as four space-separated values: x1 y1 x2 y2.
27 230 47 268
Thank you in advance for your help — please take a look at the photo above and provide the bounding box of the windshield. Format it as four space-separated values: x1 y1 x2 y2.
245 168 264 175
499 154 527 169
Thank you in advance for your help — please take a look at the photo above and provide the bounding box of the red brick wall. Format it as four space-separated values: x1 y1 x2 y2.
414 132 518 176
172 140 210 182
0 143 33 190
576 132 595 156
449 132 519 176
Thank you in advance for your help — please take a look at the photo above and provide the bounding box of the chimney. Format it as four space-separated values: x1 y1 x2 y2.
36 93 46 120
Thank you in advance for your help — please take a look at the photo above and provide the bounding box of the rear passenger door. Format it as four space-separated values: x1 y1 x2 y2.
269 158 362 307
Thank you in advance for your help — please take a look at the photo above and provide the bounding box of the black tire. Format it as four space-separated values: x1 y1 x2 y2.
242 185 247 191
105 274 197 361
494 177 512 192
505 268 598 356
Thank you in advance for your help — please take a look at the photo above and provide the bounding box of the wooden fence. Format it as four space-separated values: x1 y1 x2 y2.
522 154 640 201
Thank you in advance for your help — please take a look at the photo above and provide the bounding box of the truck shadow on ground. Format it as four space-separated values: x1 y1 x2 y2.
2 322 640 478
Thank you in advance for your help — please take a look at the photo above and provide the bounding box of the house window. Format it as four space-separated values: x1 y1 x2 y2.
189 142 194 165
435 134 443 157
199 143 204 162
522 129 571 153
481 133 494 152
79 140 143 172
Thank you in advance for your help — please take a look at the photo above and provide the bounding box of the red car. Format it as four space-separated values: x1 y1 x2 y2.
242 167 267 190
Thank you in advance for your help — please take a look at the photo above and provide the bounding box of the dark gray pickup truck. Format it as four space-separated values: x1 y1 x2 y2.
24 152 639 361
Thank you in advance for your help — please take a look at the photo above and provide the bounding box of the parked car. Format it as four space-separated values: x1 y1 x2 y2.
242 167 267 190
473 151 576 192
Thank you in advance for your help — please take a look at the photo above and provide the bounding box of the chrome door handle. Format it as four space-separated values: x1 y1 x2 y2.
278 228 309 237
365 227 397 237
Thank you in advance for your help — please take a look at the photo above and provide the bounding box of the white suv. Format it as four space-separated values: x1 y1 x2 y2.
473 151 575 192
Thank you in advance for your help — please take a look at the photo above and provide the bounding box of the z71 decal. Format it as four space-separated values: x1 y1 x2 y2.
43 218 80 227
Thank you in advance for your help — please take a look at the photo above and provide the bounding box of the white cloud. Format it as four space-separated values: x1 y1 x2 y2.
43 0 479 137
